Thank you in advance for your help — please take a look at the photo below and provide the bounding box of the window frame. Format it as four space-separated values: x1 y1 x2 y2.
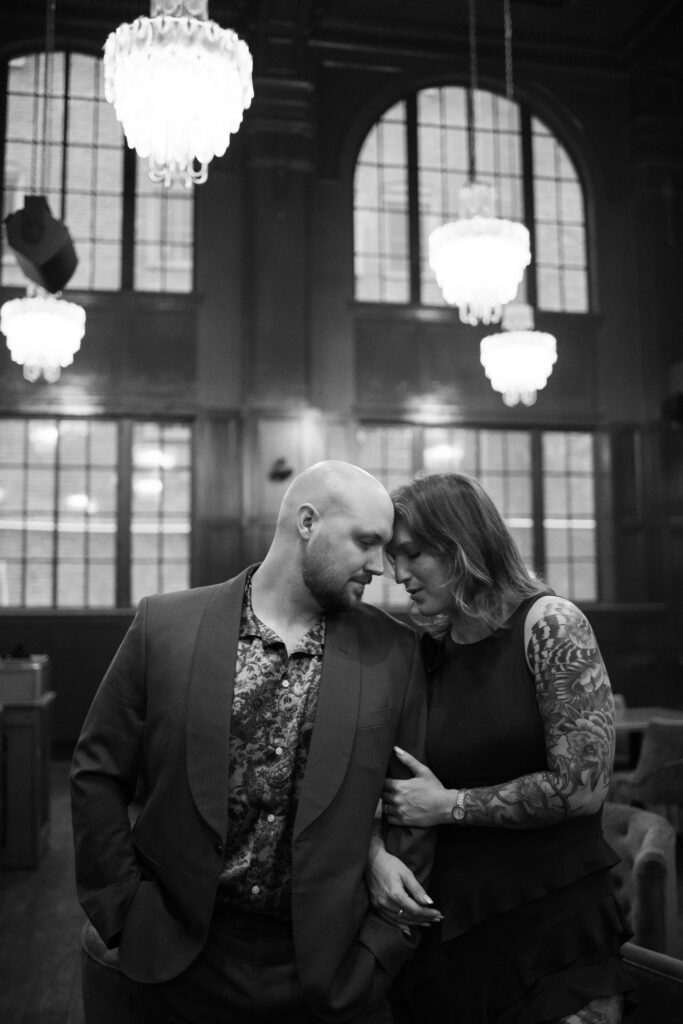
353 82 590 314
0 48 195 295
0 415 194 610
354 420 601 609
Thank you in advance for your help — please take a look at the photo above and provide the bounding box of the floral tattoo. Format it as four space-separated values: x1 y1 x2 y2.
461 598 615 828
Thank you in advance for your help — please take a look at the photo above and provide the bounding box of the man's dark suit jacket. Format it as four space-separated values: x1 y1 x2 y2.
71 566 433 1021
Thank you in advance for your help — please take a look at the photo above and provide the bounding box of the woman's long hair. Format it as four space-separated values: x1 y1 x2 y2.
390 472 548 635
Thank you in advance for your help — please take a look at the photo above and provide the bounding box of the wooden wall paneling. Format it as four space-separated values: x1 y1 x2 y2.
194 141 248 411
353 310 599 421
0 290 198 416
0 613 133 748
308 181 356 415
193 413 244 586
611 426 653 602
240 412 351 566
594 429 617 601
243 78 316 407
583 603 675 707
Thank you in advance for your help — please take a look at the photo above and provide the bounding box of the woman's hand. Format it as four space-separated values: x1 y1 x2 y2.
366 834 442 931
382 747 453 827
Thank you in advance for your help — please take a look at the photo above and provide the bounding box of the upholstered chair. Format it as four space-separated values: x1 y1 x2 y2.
610 718 683 830
602 801 678 955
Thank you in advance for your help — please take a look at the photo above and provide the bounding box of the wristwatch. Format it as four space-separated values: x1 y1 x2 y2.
451 789 466 822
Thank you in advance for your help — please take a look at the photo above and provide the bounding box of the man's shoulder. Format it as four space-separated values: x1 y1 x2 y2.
141 568 251 614
355 602 417 640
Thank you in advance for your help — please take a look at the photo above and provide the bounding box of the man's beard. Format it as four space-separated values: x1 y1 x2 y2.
302 547 367 613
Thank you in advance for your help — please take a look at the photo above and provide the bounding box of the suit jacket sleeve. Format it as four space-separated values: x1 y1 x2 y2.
70 600 148 946
360 631 435 977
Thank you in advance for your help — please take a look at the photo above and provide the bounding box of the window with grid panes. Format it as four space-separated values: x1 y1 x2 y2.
0 418 192 608
354 424 596 610
131 422 192 604
354 102 409 303
542 431 596 601
354 85 588 313
532 119 588 311
1 52 193 293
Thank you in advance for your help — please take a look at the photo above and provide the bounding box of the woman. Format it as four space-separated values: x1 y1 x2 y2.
368 472 633 1024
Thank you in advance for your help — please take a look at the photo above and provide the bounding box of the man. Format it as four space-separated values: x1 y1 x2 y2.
71 460 433 1023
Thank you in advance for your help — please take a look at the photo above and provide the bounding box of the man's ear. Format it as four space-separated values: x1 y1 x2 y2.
297 503 318 539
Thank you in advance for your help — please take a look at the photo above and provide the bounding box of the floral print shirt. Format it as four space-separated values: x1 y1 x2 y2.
216 574 324 918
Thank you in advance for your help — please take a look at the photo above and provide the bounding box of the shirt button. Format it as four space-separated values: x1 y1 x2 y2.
251 885 261 895
215 841 224 855
267 813 275 823
275 746 283 756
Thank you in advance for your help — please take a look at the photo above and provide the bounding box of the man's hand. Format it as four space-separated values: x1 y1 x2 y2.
366 835 442 932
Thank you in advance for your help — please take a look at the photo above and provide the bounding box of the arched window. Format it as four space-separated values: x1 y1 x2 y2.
1 52 193 293
354 85 588 313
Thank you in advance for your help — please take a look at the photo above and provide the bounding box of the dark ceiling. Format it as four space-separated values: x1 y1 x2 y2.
1 1 681 72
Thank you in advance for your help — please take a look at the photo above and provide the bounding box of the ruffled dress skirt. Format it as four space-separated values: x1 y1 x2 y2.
399 815 635 1024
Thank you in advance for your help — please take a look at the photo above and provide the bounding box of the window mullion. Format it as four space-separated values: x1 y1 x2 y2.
52 422 62 607
406 92 420 303
60 53 70 222
531 430 546 580
121 148 137 290
520 105 537 308
0 59 8 260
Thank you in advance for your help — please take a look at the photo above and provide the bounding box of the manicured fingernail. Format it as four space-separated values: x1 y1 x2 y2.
394 746 405 755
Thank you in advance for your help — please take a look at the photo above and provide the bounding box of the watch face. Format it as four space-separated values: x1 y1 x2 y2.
452 805 465 821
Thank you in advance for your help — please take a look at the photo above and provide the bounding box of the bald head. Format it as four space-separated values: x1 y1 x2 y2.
276 460 393 534
258 461 394 614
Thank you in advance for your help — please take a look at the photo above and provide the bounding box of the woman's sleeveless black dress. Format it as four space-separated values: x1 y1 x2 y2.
401 595 634 1024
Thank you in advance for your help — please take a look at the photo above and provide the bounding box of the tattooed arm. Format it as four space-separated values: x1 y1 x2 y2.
383 596 616 830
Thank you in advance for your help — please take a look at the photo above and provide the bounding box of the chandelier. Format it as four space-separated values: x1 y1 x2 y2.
104 0 254 188
429 182 530 325
0 0 85 383
428 0 531 325
480 303 556 407
1 286 86 383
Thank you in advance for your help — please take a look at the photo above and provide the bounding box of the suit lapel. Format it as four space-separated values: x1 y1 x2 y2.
186 568 251 841
294 612 361 839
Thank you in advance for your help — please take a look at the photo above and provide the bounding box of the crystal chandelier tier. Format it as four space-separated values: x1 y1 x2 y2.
429 181 531 326
480 302 556 407
1 286 86 383
104 0 254 188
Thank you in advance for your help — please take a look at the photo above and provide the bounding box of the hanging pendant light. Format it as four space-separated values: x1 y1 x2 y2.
104 0 254 188
0 0 86 383
1 285 85 383
429 181 530 325
480 302 556 407
429 0 531 325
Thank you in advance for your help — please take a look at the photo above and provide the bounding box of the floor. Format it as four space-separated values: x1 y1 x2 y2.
1 760 682 1023
0 760 85 1024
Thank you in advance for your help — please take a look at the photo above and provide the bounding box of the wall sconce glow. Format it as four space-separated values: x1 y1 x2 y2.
0 288 86 383
104 0 254 188
429 182 531 326
480 303 557 407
